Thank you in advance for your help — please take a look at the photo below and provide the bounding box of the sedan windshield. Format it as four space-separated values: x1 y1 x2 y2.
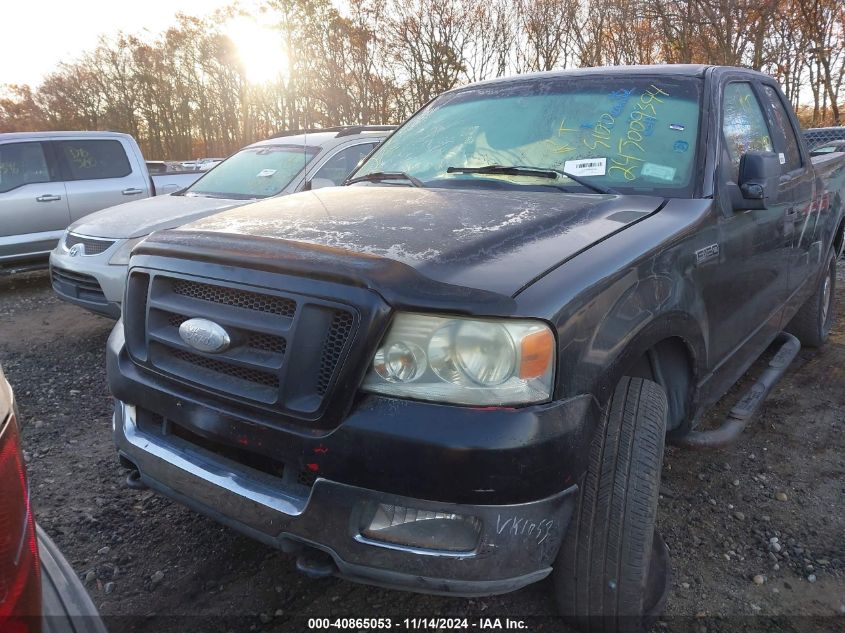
186 145 319 199
354 75 702 196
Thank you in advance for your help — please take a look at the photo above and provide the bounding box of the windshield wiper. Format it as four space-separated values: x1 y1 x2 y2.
555 169 619 195
346 171 424 187
448 165 557 179
446 164 619 195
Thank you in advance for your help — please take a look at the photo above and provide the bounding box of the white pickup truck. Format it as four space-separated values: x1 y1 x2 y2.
0 131 202 272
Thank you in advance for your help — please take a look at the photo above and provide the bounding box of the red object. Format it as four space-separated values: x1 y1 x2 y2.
305 463 320 472
0 415 42 633
313 446 329 455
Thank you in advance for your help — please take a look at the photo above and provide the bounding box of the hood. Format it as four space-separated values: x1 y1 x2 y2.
179 187 665 296
67 193 253 239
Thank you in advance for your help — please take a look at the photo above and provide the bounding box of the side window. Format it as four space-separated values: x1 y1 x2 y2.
57 140 132 181
721 83 773 182
761 85 802 171
312 143 377 185
0 142 53 193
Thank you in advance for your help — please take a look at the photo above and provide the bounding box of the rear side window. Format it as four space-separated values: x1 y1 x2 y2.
58 140 132 181
761 85 802 171
0 142 53 193
721 83 773 182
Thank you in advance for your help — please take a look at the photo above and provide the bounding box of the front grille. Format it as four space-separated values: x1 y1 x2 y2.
167 346 281 388
65 233 115 255
166 311 286 355
248 332 287 355
125 270 361 423
51 267 106 303
172 279 296 317
317 311 355 395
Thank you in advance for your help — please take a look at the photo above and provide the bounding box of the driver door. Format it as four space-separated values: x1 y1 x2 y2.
704 81 791 377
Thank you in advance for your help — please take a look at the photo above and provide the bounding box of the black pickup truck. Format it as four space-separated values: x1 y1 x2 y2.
107 65 845 629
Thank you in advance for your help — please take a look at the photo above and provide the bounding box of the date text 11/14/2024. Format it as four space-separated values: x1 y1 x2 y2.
307 618 529 630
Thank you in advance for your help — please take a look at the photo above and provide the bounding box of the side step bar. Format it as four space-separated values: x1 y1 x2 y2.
676 332 801 449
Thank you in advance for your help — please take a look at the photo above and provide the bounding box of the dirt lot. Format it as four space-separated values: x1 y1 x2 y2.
1 270 843 632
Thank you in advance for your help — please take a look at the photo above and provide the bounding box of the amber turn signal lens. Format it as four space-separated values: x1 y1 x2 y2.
519 328 554 379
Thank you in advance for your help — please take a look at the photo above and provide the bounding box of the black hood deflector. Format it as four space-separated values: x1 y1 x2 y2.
135 231 519 315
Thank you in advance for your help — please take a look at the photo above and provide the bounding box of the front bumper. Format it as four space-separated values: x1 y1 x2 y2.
49 240 128 318
113 400 577 596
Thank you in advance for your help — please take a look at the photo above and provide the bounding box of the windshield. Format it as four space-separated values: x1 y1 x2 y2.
354 75 702 196
186 145 319 199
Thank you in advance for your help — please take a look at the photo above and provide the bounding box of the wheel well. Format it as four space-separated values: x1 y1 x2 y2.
626 337 695 433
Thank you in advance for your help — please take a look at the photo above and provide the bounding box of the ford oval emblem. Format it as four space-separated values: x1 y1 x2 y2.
178 318 231 354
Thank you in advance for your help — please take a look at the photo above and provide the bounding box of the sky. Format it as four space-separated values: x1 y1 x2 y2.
2 0 234 87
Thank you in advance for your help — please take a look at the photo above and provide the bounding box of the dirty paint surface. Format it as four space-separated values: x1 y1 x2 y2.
181 186 662 296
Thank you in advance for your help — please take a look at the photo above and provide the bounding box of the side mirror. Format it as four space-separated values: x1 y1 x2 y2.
733 151 781 210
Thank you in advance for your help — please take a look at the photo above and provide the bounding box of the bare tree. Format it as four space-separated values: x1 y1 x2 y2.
516 0 581 71
463 0 516 82
385 0 471 116
795 0 843 124
2 0 842 152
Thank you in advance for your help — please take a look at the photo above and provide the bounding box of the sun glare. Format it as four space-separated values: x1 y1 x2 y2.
226 17 289 84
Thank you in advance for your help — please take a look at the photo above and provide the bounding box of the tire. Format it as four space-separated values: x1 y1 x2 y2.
553 377 668 633
785 253 836 348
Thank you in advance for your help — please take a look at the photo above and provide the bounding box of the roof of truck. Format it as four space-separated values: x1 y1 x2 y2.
0 130 135 142
453 64 771 92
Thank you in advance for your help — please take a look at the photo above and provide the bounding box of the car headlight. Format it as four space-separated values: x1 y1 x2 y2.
108 236 146 265
362 313 555 406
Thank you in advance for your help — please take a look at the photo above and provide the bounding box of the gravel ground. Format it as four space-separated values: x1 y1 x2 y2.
1 269 843 632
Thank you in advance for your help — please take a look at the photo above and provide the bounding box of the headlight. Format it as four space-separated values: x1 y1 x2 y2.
108 236 146 265
362 313 555 406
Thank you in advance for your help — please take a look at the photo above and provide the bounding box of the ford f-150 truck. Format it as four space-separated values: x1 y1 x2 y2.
106 65 845 630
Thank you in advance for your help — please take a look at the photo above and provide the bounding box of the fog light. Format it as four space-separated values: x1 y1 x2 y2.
360 503 481 553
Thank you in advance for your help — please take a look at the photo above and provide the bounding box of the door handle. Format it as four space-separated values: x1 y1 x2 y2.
36 194 61 202
122 188 144 196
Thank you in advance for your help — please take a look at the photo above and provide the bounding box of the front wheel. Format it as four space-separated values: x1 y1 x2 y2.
786 253 836 348
553 377 669 633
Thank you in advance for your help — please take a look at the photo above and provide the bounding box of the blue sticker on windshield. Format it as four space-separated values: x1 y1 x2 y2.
608 89 635 117
673 140 689 153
